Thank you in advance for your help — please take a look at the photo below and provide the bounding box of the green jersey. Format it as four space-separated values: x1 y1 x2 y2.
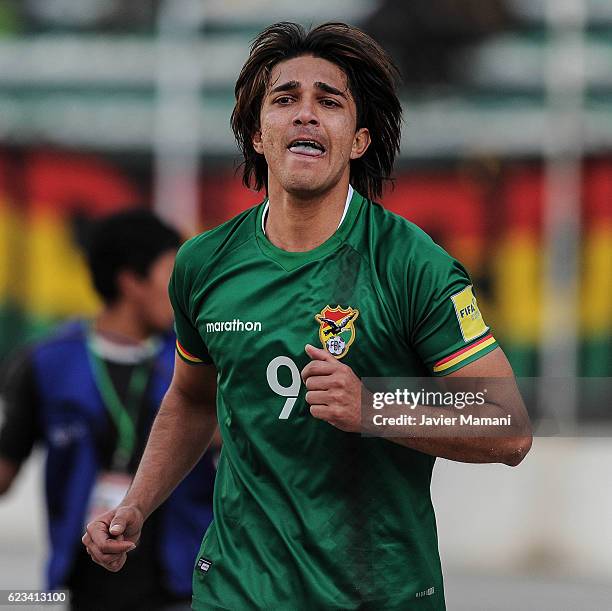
169 188 497 610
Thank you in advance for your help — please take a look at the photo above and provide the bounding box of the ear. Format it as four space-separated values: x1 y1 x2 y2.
350 127 371 160
252 129 264 155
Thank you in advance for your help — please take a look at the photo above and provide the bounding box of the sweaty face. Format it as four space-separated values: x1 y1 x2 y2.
253 55 370 197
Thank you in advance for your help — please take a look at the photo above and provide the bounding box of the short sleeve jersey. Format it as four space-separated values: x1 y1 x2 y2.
169 189 498 611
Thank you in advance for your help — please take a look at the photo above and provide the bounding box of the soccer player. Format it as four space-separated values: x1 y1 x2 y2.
83 23 532 610
0 210 217 610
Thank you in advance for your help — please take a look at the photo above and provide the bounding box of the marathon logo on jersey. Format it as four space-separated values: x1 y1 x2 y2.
451 285 489 342
315 305 360 359
205 319 262 333
197 556 213 573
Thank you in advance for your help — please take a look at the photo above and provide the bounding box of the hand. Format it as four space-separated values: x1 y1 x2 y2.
301 344 363 433
81 505 143 572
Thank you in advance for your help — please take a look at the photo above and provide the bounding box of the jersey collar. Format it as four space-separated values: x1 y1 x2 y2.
255 186 363 271
261 185 354 236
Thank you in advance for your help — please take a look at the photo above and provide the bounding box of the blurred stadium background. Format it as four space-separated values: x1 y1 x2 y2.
0 0 610 609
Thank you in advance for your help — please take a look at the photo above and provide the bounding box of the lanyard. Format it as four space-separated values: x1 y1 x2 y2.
86 339 150 472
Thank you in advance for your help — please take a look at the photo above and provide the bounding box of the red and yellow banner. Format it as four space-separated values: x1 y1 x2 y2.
0 150 609 377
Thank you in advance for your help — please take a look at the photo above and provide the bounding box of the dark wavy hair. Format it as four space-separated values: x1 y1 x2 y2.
85 209 180 304
231 22 402 200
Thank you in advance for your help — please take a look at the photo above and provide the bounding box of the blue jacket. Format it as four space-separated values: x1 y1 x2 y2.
30 321 215 595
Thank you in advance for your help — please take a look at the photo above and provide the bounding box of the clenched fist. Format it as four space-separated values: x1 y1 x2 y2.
301 344 364 432
81 505 143 572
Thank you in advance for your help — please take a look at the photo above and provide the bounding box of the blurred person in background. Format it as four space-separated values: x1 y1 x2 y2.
83 23 531 610
0 209 217 611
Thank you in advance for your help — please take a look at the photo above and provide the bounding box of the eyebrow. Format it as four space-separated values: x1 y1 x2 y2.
269 80 348 99
314 81 347 99
270 80 300 94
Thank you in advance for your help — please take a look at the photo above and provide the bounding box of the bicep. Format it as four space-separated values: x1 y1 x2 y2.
443 347 528 418
406 250 498 376
445 347 513 378
169 355 217 412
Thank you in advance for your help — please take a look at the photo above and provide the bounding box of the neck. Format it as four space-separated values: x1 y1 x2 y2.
265 178 351 252
94 301 150 344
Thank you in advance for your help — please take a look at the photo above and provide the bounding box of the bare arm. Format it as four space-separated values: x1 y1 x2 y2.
122 356 218 520
383 348 532 466
303 345 532 468
83 356 218 571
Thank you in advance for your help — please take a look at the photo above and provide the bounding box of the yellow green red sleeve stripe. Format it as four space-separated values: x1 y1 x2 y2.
432 333 498 375
176 339 206 364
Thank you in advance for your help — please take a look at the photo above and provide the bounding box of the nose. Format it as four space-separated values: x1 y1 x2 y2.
292 99 319 126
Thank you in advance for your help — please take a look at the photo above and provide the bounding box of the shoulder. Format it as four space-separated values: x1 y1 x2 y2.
176 205 260 273
361 199 460 274
171 205 261 303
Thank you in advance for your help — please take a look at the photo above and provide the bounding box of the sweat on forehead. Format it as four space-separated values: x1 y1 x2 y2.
265 55 352 98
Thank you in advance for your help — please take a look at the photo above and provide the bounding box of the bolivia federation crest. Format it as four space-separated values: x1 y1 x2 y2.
315 305 360 359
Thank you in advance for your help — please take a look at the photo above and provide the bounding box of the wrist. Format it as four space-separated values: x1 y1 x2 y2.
119 493 149 522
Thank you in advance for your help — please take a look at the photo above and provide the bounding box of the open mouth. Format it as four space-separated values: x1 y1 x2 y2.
287 139 326 157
